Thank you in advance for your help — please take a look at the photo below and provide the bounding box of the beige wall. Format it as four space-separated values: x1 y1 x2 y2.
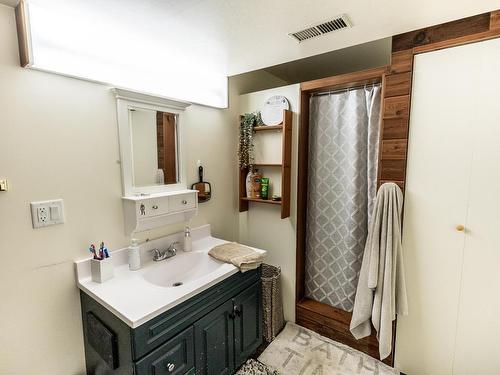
238 84 300 322
0 5 238 375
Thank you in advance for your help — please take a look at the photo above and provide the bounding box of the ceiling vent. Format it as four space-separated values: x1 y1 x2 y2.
289 15 352 43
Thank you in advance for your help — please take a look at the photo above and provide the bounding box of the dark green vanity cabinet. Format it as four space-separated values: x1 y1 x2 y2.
80 268 263 375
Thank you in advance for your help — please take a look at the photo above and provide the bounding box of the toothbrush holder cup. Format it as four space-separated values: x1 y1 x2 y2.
91 257 114 283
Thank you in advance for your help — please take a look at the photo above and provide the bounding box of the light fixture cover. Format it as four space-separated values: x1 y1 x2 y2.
23 0 228 108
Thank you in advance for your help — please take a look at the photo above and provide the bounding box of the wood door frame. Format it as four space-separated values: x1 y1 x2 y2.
296 66 392 362
296 8 500 365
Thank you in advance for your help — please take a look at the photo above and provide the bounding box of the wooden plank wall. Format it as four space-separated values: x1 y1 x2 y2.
377 51 413 189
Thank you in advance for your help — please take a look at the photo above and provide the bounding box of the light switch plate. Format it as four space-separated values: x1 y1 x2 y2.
30 199 65 228
0 179 8 191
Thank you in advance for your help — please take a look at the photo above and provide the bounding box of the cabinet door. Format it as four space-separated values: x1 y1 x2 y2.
452 37 500 375
233 281 263 368
394 43 474 374
194 300 234 375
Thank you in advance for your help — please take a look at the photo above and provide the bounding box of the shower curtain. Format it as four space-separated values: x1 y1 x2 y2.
305 85 381 311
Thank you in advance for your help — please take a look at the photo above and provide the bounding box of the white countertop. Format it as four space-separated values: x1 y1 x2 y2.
74 225 266 328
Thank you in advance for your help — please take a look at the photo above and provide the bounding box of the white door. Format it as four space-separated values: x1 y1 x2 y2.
395 37 500 374
452 38 500 375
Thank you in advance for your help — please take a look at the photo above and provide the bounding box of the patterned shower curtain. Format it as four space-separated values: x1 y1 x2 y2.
305 85 381 311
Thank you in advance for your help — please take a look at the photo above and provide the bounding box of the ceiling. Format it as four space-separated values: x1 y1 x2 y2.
231 37 392 94
1 0 498 77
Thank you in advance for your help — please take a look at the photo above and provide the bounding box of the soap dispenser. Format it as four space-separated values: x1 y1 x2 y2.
184 224 192 252
129 238 141 271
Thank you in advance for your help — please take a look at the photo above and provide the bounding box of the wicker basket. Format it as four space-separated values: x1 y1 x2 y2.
261 264 285 342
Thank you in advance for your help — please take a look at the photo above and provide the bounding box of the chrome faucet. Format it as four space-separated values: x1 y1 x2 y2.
152 241 179 261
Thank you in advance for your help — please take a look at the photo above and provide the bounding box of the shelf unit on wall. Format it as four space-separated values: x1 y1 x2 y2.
239 109 292 219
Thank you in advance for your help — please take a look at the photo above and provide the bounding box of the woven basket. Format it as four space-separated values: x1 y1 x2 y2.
261 264 285 342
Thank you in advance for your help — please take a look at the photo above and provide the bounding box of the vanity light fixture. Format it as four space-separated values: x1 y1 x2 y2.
14 0 228 108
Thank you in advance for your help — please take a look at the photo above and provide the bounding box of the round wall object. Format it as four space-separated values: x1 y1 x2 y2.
261 95 289 126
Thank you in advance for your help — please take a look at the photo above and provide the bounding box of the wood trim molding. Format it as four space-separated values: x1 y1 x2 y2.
393 10 500 55
392 13 491 52
15 0 32 68
300 66 388 93
491 10 500 30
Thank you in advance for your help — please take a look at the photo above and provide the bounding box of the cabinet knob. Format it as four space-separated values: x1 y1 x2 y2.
182 200 187 204
456 224 465 232
167 362 175 372
233 305 241 317
152 205 159 210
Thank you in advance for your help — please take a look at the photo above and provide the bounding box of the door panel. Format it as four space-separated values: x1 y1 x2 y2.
234 281 263 368
395 44 475 374
452 38 500 375
194 300 234 375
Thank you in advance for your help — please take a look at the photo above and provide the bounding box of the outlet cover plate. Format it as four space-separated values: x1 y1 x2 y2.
30 199 65 228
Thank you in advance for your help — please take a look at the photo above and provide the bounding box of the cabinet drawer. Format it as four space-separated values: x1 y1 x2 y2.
135 326 195 375
137 198 170 218
169 193 196 212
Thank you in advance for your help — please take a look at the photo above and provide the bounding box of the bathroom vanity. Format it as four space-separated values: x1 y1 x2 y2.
75 226 265 375
74 90 266 374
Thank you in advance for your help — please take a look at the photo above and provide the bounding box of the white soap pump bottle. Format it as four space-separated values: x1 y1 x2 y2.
128 238 141 270
184 223 192 252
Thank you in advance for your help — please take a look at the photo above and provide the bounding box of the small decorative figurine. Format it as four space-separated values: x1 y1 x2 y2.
140 203 146 216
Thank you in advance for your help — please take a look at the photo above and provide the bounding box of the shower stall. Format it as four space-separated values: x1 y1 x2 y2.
296 67 386 360
304 84 381 311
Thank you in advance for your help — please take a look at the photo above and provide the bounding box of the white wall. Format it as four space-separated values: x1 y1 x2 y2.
238 84 300 322
0 5 238 375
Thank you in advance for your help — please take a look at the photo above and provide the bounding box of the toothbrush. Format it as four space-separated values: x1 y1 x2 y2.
98 243 104 260
102 242 110 258
89 244 98 259
99 242 110 259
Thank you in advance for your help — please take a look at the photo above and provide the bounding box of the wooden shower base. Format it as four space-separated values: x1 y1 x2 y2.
296 298 392 365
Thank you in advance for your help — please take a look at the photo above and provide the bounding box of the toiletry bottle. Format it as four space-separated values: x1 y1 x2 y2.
129 238 141 271
261 177 269 200
184 225 192 252
251 169 263 198
245 168 253 198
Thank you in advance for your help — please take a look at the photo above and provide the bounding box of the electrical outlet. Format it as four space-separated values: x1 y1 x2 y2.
30 199 65 228
37 207 48 223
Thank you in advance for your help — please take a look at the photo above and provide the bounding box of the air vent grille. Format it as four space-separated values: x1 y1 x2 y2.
289 15 352 42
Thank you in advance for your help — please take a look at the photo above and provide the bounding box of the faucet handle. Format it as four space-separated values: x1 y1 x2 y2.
152 248 162 260
168 241 180 252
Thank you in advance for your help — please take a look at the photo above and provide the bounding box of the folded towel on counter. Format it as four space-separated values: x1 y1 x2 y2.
208 242 264 272
350 182 408 360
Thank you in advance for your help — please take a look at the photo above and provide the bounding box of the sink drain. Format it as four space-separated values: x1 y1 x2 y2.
172 282 183 287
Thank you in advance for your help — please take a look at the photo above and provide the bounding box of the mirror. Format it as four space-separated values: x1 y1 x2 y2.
130 108 178 188
114 87 190 197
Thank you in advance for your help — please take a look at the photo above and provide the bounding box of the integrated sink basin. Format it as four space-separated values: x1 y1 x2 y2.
74 224 266 328
142 251 224 287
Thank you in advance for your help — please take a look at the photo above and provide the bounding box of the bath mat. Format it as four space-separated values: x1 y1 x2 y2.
258 322 399 375
235 359 280 375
